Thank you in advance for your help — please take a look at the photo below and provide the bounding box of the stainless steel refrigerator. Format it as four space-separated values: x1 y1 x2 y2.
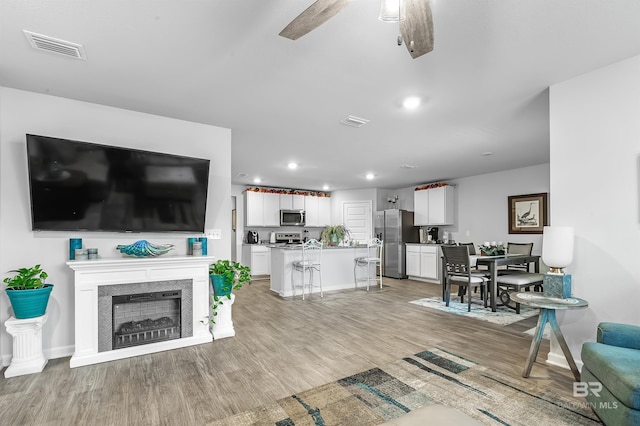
374 209 419 279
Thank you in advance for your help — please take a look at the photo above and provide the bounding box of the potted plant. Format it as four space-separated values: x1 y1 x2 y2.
320 225 350 246
3 264 53 319
209 260 251 323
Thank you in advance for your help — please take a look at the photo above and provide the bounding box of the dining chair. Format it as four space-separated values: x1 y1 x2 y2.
496 272 544 313
291 239 323 299
441 245 488 312
502 242 534 272
354 238 383 291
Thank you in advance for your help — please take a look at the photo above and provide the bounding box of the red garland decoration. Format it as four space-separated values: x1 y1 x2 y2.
414 182 449 191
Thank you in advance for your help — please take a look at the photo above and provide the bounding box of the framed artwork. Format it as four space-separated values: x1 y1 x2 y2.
508 193 548 234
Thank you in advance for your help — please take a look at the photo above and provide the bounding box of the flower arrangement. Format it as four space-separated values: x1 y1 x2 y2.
479 242 505 256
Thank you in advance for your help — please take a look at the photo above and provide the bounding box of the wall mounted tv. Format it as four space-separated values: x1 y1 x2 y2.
26 134 210 233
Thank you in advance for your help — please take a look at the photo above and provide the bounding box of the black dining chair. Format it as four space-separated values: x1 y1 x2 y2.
441 245 488 312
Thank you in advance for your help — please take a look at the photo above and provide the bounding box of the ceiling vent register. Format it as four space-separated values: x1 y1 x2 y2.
339 115 370 128
23 30 87 60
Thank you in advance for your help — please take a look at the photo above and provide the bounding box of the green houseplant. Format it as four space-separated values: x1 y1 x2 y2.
3 264 53 319
209 260 251 323
320 225 350 246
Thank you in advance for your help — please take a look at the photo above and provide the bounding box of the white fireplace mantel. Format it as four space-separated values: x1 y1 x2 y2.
67 255 214 368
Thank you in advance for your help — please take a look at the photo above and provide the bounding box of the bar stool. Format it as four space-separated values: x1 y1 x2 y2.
291 239 323 299
354 238 383 291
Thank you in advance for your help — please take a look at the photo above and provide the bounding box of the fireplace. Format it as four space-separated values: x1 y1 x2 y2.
112 290 182 350
67 255 214 368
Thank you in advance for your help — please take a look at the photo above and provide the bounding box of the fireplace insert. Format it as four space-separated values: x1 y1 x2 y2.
112 290 182 350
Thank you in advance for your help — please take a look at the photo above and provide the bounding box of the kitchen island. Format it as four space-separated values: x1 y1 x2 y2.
270 245 376 297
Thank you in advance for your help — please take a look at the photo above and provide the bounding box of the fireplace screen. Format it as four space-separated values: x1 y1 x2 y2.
112 290 182 350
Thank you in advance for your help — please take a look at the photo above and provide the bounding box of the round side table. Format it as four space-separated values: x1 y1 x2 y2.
510 292 588 381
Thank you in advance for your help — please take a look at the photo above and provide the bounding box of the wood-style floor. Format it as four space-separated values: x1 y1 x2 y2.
0 278 576 425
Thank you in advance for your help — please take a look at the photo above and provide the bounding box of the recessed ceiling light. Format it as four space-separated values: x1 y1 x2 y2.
481 151 493 156
288 162 298 170
402 96 421 109
253 177 261 183
322 185 329 190
366 173 375 180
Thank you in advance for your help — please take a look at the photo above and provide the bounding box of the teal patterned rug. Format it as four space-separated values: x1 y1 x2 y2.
212 348 600 425
409 296 538 326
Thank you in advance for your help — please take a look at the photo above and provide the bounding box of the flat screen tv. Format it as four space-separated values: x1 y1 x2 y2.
26 134 210 233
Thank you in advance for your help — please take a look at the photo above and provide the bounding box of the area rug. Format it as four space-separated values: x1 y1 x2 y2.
409 296 538 326
211 347 600 425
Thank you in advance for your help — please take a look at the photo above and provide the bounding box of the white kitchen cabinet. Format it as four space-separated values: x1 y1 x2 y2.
406 245 421 277
245 191 280 227
304 195 331 227
419 245 439 280
318 196 331 227
304 195 319 226
242 245 270 276
414 190 429 226
406 244 441 282
413 185 455 226
280 194 305 210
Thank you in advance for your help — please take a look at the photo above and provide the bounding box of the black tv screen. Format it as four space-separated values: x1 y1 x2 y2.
26 134 210 233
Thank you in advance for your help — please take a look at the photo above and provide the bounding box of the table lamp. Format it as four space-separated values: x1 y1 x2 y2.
541 226 574 298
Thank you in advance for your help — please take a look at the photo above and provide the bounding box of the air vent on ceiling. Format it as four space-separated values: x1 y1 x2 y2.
339 115 370 128
23 30 87 60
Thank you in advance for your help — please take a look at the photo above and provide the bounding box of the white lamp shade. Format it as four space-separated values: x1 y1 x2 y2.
542 226 574 269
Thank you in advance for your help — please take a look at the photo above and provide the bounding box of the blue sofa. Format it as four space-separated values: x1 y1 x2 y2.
581 322 640 425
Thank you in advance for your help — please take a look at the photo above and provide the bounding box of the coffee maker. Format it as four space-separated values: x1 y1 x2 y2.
427 227 439 243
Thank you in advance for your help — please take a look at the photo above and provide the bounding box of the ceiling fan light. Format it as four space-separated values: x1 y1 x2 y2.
378 0 405 22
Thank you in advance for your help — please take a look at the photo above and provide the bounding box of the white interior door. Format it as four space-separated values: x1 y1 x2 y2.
343 201 372 244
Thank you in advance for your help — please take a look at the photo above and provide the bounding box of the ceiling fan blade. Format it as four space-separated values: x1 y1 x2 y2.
400 0 434 59
279 0 351 40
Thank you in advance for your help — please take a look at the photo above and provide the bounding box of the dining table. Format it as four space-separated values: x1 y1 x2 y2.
471 253 541 312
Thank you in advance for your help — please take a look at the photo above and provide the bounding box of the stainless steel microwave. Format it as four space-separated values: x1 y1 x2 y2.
280 209 305 226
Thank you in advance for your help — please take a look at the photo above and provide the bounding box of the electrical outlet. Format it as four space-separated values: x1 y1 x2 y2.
206 229 222 239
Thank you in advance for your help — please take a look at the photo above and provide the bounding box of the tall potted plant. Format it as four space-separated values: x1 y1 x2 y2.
209 260 251 323
3 264 53 319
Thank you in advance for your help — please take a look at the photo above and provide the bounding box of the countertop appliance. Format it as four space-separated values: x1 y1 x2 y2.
280 209 305 226
270 232 276 244
427 227 439 243
375 210 419 279
247 230 259 244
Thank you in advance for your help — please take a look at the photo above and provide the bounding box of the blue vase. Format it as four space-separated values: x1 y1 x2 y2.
210 275 232 297
6 284 53 319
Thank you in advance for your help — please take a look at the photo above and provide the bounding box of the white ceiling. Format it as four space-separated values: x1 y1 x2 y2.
2 1 640 191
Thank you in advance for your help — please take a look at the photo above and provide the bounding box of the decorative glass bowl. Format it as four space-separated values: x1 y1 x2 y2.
116 240 174 257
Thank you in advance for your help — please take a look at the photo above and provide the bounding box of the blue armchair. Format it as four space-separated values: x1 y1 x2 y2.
581 322 640 425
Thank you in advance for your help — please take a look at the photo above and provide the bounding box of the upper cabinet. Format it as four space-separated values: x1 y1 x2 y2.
245 187 331 227
413 184 455 226
280 194 305 210
304 195 331 227
245 190 280 227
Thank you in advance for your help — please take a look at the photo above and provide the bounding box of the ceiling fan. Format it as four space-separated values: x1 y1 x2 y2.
279 0 434 59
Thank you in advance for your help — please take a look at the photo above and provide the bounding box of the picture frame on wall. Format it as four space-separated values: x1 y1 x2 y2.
508 193 548 234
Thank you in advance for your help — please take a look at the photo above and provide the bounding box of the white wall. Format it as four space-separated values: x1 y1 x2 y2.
549 54 640 365
448 164 550 253
0 87 232 364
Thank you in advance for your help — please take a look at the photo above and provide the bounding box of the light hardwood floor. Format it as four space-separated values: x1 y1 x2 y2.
0 278 577 425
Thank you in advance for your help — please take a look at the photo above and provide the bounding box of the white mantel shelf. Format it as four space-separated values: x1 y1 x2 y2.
67 255 215 368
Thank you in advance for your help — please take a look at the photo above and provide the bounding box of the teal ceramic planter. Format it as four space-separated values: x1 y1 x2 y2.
210 275 232 297
5 284 53 319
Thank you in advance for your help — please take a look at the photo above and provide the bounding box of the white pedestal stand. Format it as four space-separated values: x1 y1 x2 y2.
211 293 235 339
4 314 48 378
